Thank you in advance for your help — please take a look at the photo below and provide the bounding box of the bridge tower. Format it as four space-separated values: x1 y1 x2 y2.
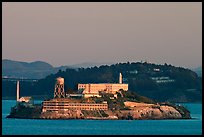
16 80 20 102
54 77 65 98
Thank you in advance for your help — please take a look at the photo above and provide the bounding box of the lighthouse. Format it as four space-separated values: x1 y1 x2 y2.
119 73 122 84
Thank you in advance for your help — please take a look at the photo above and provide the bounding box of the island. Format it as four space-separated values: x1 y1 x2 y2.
7 75 191 120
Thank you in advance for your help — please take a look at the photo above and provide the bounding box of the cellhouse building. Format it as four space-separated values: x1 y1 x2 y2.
78 73 128 98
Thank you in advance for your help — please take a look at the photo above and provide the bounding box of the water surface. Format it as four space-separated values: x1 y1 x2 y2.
2 100 202 135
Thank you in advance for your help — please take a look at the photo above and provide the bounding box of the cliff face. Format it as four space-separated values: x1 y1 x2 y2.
115 105 182 120
40 110 84 119
6 105 42 119
111 102 183 120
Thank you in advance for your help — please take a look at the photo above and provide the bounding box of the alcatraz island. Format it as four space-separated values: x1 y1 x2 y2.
7 73 191 120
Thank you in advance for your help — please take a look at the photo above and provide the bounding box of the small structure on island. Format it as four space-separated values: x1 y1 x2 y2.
66 93 83 99
16 80 34 107
19 97 34 104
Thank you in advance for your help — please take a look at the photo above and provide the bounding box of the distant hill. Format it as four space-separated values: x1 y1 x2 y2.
2 59 113 79
2 61 202 103
2 59 73 79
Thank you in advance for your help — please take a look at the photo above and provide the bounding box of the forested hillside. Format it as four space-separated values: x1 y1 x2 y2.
2 62 202 102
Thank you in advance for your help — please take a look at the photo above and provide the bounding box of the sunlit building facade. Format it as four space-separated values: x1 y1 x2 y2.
78 73 128 98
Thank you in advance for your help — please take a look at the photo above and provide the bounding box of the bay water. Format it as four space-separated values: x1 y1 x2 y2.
2 100 202 135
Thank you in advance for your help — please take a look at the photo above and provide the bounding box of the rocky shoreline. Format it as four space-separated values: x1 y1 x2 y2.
6 102 191 120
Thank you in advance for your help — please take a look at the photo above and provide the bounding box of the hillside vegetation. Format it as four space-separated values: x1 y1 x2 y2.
2 62 202 102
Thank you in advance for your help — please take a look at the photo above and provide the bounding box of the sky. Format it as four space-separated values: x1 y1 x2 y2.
2 2 202 68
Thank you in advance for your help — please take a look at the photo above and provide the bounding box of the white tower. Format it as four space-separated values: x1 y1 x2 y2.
119 73 122 84
54 77 65 98
16 80 20 102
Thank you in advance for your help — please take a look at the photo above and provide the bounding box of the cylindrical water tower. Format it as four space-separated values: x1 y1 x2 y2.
54 77 65 98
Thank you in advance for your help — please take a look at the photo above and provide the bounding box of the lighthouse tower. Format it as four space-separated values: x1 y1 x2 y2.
119 73 122 84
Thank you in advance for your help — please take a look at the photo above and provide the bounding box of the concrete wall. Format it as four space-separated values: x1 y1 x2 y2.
78 83 128 94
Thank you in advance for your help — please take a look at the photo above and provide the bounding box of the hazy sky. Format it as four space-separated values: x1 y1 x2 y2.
2 2 202 68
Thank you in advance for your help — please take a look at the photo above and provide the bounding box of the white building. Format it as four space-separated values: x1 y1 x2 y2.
19 97 34 104
78 73 128 98
151 77 175 83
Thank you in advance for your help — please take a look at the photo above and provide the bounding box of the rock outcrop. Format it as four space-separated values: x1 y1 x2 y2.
113 105 182 120
40 110 84 119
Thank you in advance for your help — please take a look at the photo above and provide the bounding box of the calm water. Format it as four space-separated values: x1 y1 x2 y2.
2 100 202 135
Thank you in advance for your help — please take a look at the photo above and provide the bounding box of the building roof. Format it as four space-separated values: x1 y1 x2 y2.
19 96 33 100
78 83 128 85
